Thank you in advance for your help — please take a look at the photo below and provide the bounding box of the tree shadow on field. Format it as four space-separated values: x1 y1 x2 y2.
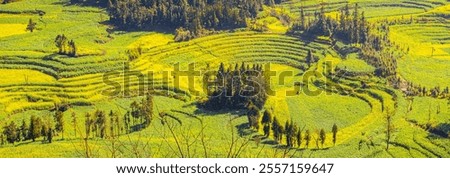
298 34 316 45
235 123 253 137
427 123 450 138
193 107 247 117
43 53 59 61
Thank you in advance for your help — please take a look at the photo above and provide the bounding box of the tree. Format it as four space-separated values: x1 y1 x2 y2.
272 117 280 141
386 109 393 150
84 112 92 139
26 18 37 32
296 129 302 148
95 110 106 138
305 129 311 148
124 111 130 134
247 103 260 130
3 122 18 145
84 112 92 158
319 128 326 148
142 92 154 127
55 34 68 54
20 119 28 141
285 121 297 148
306 50 314 67
68 40 77 57
263 124 270 138
29 115 42 142
261 110 273 137
261 110 273 125
54 110 65 139
299 5 305 30
47 128 53 143
40 119 49 142
277 125 284 143
71 112 77 138
285 121 291 147
332 124 338 146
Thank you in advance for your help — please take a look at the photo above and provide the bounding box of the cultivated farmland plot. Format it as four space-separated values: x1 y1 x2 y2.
0 0 448 158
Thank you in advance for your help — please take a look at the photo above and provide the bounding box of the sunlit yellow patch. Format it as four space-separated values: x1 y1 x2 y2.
0 69 56 85
0 24 27 38
128 33 174 49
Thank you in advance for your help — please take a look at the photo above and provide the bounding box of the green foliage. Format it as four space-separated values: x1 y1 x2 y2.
247 103 260 130
26 18 36 32
54 110 64 139
29 115 42 142
319 128 326 148
105 0 277 37
3 122 18 144
55 34 77 57
203 63 268 110
332 124 338 146
305 129 311 148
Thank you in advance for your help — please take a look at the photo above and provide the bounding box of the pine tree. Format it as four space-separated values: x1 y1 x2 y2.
3 122 18 145
20 119 28 141
54 110 65 139
272 117 280 141
29 115 42 142
143 92 154 127
300 5 305 30
296 129 302 148
85 112 92 139
68 40 77 57
261 110 273 125
285 121 291 147
247 103 260 130
47 128 53 143
352 3 360 44
332 124 338 146
55 34 68 54
261 109 273 137
109 110 115 138
319 128 326 148
71 112 77 138
306 50 314 67
26 18 37 32
305 129 311 148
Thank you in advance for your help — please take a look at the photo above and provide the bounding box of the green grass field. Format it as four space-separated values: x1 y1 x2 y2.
0 0 449 158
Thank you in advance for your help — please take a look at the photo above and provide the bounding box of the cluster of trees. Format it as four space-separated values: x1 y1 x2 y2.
54 34 77 57
251 109 339 149
83 93 153 140
1 114 61 145
74 0 280 41
203 62 268 111
403 81 449 99
290 4 368 44
1 93 154 146
289 3 399 78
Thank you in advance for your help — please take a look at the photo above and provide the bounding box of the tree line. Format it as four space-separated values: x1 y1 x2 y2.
70 0 280 41
289 3 400 79
0 93 154 146
2 114 56 145
250 109 339 149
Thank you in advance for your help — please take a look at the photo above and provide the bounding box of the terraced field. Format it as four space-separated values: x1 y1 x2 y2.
0 0 449 158
282 0 448 17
